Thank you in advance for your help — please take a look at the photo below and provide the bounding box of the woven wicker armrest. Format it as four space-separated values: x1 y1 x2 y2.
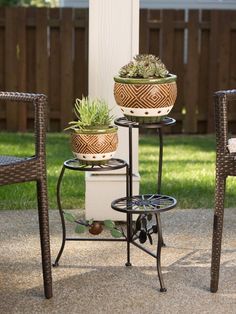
214 89 236 153
0 91 47 159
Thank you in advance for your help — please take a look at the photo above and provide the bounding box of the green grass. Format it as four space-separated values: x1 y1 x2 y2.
0 132 85 210
1 132 236 210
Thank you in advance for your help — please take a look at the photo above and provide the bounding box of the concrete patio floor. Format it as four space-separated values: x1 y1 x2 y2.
1 208 236 313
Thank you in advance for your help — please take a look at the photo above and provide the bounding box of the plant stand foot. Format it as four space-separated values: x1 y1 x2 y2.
161 242 166 247
160 287 167 293
52 262 59 268
125 262 132 267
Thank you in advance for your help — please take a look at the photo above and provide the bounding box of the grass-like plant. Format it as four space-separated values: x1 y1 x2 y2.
65 97 114 132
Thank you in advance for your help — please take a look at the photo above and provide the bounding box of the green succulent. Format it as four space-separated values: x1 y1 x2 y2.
118 54 169 79
65 97 114 132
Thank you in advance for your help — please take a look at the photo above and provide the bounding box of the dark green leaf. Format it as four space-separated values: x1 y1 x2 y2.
104 220 115 230
141 217 147 228
147 233 153 245
110 228 123 238
147 213 153 221
135 219 141 231
63 212 75 223
152 225 158 233
75 224 86 233
139 230 147 244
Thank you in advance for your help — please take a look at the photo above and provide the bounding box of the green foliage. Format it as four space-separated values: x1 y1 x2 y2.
0 0 58 7
65 97 114 132
104 220 115 230
75 224 86 234
0 0 21 6
63 212 75 223
119 54 169 79
63 215 125 239
110 228 123 238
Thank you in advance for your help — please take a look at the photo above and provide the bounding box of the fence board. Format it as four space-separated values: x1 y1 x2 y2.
36 8 49 95
49 8 61 131
26 8 36 130
198 10 210 133
74 8 88 101
207 11 220 133
139 9 149 53
162 10 175 69
184 10 199 133
171 10 185 133
17 7 27 131
60 8 73 129
0 7 5 127
5 8 18 131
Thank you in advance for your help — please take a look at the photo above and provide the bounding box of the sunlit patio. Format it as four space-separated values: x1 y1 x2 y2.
1 208 236 313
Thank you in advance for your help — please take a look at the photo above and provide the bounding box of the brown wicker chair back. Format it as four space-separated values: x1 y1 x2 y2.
0 92 52 299
211 89 236 293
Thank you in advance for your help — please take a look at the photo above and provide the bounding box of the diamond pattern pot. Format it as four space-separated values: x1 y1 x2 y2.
114 74 177 123
71 126 118 165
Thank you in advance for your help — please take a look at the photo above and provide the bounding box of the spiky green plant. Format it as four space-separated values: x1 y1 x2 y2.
119 54 169 79
65 97 114 132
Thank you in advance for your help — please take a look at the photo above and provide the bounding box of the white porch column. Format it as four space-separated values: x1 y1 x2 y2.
86 0 140 220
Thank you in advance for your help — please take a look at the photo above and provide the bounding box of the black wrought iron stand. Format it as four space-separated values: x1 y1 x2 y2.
53 158 128 267
111 116 177 292
53 117 177 292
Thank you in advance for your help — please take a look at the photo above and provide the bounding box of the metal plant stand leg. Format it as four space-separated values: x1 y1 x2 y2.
156 128 165 247
126 212 132 267
126 125 134 266
53 166 66 267
156 211 167 292
37 178 53 299
211 175 226 292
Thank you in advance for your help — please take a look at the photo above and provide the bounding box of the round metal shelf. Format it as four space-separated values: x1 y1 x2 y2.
114 116 176 129
63 158 127 172
111 194 177 214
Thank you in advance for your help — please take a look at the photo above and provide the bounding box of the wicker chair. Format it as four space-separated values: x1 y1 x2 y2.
211 89 236 292
0 92 52 299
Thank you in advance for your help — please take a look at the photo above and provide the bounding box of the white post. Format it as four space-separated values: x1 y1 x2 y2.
86 0 140 220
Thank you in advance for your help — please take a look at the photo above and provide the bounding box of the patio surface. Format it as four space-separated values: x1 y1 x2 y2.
0 208 236 313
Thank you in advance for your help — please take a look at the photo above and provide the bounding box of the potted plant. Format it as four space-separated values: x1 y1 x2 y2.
113 54 177 123
65 97 118 165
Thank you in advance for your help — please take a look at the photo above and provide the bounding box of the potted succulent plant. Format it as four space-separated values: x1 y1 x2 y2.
65 97 118 165
113 54 177 123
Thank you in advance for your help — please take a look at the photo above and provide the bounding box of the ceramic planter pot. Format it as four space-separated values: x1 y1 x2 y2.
71 126 118 165
113 74 177 123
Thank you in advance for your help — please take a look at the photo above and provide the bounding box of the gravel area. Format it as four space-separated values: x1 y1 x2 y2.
0 208 236 313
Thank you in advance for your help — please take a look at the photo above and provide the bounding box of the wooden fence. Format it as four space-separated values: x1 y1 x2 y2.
0 7 88 131
0 8 236 133
140 9 236 133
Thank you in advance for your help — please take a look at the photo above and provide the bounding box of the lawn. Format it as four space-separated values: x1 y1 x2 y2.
1 132 236 210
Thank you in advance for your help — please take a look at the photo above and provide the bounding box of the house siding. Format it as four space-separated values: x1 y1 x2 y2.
60 0 236 9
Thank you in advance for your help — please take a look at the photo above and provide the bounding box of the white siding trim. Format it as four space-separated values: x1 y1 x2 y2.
61 0 236 9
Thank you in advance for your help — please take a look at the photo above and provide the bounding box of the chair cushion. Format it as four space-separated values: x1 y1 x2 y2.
0 155 28 166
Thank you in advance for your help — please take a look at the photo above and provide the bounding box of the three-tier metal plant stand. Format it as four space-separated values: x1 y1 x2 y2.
53 117 177 292
111 117 177 292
